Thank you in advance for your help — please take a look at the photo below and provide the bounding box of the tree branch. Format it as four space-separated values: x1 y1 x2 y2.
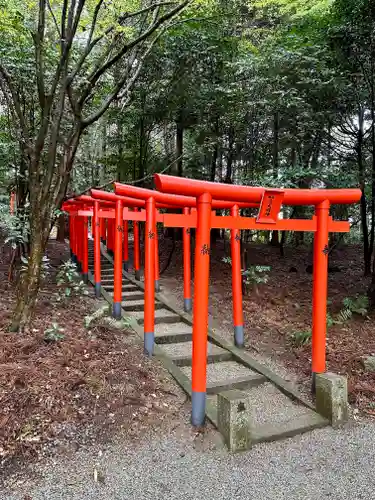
82 14 171 128
34 0 47 109
47 0 61 37
78 0 190 108
0 65 29 147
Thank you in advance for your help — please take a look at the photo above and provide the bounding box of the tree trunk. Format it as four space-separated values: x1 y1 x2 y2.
225 127 234 183
10 213 47 332
357 108 371 275
271 112 279 246
176 116 183 176
56 213 66 242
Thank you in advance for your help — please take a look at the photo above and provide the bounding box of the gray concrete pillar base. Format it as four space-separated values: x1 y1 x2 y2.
135 270 141 281
315 372 348 428
95 282 101 298
191 391 206 427
217 390 252 452
113 302 122 319
144 332 154 357
155 280 160 293
123 260 129 272
234 325 244 348
184 298 192 313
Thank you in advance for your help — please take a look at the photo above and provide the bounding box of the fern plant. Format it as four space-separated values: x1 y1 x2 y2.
44 323 65 342
337 295 369 324
56 260 88 300
84 305 110 328
84 305 132 330
289 329 312 347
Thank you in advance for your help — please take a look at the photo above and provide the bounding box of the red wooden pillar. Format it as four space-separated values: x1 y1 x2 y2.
100 217 106 244
93 201 101 298
191 193 212 426
76 217 82 271
144 197 156 355
73 215 78 265
133 208 141 280
183 207 192 312
155 219 160 292
123 219 129 271
69 215 75 262
82 216 89 282
230 204 244 347
107 217 114 255
312 200 330 387
113 200 123 318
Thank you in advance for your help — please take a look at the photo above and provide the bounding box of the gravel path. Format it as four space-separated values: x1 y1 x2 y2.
3 420 375 500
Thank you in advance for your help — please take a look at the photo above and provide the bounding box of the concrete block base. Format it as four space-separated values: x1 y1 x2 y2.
315 372 348 428
184 298 192 313
217 390 252 452
144 332 154 357
191 391 206 427
234 325 244 348
135 270 141 281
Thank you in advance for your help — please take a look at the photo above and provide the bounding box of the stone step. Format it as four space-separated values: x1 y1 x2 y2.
154 322 192 344
132 309 181 325
206 374 266 395
182 361 253 386
206 382 324 440
122 300 164 312
103 286 138 294
159 341 232 367
120 291 145 300
103 284 139 292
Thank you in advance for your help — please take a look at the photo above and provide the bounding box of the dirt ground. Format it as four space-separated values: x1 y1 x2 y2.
159 236 375 416
0 237 187 482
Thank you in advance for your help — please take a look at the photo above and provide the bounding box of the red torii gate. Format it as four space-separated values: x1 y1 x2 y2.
114 183 260 353
154 174 361 426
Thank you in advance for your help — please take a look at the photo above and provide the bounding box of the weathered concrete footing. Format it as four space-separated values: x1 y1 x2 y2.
315 372 348 428
217 390 252 452
191 391 206 427
95 282 101 298
144 332 155 357
113 301 122 319
184 298 192 313
135 270 141 281
234 325 244 348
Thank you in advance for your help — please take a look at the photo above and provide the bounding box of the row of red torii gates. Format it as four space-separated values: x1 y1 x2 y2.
62 175 361 426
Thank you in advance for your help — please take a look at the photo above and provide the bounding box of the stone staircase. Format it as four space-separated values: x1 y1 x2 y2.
87 242 329 447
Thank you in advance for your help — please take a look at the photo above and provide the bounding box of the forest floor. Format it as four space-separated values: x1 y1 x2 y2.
159 237 375 417
0 235 188 484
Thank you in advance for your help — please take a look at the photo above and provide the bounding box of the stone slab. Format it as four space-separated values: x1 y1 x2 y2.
182 361 253 385
207 374 267 395
208 382 319 429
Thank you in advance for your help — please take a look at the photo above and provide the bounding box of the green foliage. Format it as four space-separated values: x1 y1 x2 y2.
56 261 88 301
337 295 369 323
222 256 271 287
44 323 65 343
289 329 312 346
242 266 271 286
84 304 111 329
